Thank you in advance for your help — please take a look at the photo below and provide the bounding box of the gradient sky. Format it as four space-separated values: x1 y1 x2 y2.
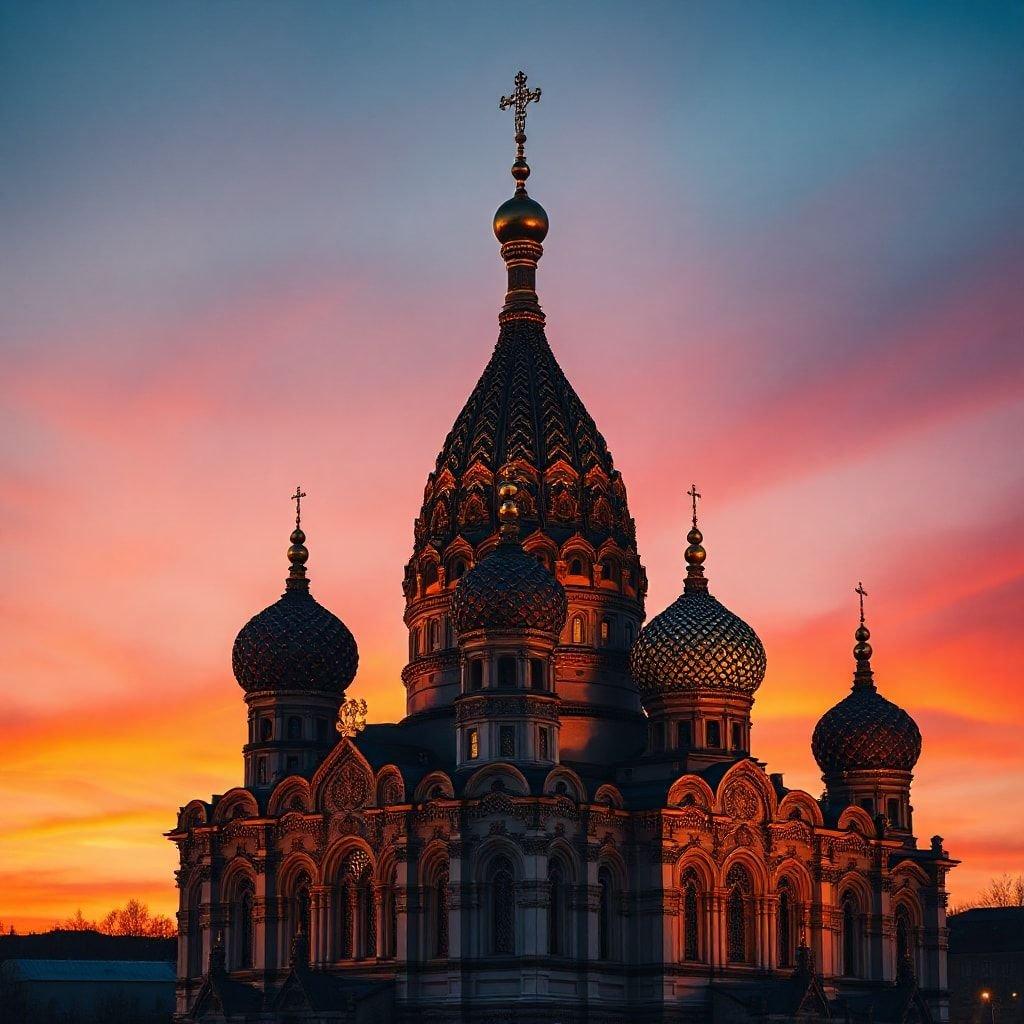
2 1 1022 932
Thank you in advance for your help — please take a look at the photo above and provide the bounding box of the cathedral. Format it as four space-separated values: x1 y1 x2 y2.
169 74 956 1024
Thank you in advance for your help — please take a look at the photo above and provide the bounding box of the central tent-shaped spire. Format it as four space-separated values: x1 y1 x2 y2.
402 73 647 764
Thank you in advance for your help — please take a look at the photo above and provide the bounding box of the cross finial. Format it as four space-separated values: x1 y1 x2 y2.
291 485 306 528
855 581 868 624
687 483 701 528
499 71 541 160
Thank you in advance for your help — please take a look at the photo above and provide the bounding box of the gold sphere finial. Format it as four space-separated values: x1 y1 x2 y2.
852 581 876 689
683 483 708 591
286 486 310 592
497 463 521 542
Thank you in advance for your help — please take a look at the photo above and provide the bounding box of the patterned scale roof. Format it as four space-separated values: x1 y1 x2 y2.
812 685 922 773
410 317 639 563
629 589 766 697
233 589 358 695
451 539 568 638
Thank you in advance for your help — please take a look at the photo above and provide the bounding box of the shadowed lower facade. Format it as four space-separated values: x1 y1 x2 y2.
168 74 956 1024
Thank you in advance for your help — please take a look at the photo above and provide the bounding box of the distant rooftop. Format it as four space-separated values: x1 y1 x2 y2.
948 907 1024 955
0 929 175 963
2 958 175 983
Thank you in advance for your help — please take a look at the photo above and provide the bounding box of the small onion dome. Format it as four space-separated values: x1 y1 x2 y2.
493 157 549 243
811 618 921 773
232 506 358 694
451 470 567 638
629 515 766 696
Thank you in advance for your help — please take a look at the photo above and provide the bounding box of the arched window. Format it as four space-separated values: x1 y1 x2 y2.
336 851 374 960
726 864 753 964
895 904 913 972
777 878 795 968
598 867 613 961
451 559 467 581
259 717 272 741
232 877 255 969
422 561 439 593
287 716 302 740
435 867 450 958
497 656 517 688
470 659 484 691
842 892 860 977
569 558 584 577
291 873 311 944
571 615 585 645
409 627 419 660
600 618 611 645
490 857 515 955
547 863 565 955
187 884 203 977
681 869 701 962
381 866 398 960
429 618 441 651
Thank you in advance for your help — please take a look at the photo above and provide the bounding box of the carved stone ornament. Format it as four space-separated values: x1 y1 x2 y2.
722 783 760 821
325 755 372 813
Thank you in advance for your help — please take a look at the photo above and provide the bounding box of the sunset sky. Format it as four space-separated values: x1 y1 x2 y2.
2 2 1022 932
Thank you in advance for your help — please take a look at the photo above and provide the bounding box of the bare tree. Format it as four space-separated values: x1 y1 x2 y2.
97 899 177 938
54 909 98 931
977 874 1024 908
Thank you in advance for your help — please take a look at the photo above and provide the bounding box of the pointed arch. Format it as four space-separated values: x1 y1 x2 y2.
267 777 313 816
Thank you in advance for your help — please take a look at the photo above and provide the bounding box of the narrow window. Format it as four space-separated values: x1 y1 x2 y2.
571 615 585 644
600 618 611 645
259 717 272 741
539 728 549 760
706 720 721 748
730 722 742 750
287 716 302 740
681 869 700 961
887 798 900 827
677 721 692 748
233 879 254 969
451 559 466 581
530 659 545 690
433 866 450 958
497 655 517 688
467 729 479 760
842 893 859 976
569 558 584 577
256 758 267 785
895 906 912 968
470 659 483 691
500 726 516 758
548 864 563 955
286 755 299 774
778 878 794 967
598 868 612 961
726 864 752 963
653 721 666 751
187 886 203 977
491 859 515 954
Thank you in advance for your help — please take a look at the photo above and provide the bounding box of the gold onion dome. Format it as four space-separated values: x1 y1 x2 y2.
811 590 921 773
232 489 358 695
629 489 766 696
451 469 568 638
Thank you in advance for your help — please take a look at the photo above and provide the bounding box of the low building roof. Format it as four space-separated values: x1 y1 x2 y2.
3 958 175 983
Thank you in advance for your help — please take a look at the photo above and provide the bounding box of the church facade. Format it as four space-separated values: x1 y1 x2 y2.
169 75 956 1024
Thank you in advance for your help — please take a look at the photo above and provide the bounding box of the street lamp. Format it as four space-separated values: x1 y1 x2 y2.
980 990 996 1024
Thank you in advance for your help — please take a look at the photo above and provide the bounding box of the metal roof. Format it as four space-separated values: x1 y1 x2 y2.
3 959 175 982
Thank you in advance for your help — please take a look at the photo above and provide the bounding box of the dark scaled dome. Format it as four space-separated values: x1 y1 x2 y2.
629 517 766 697
812 618 921 773
451 472 567 638
232 514 358 695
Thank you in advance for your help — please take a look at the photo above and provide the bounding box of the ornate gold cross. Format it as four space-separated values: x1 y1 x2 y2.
687 483 701 527
291 485 306 527
500 70 541 153
855 581 868 623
